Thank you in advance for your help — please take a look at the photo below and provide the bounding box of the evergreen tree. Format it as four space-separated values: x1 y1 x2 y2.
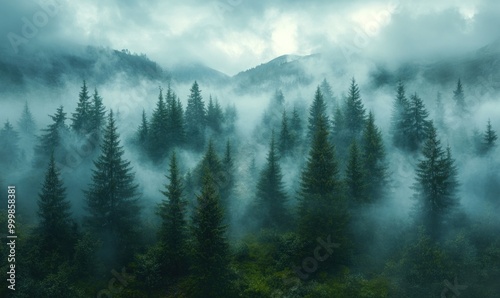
413 124 459 240
223 103 238 134
481 119 498 154
17 101 36 135
362 112 387 202
345 141 366 205
37 154 75 260
307 87 328 139
158 152 188 279
0 121 20 169
391 81 411 149
84 110 141 265
34 106 68 167
408 93 432 152
290 106 303 145
220 140 235 211
89 88 106 134
165 85 185 148
148 88 169 160
191 171 233 298
256 132 289 230
298 115 348 266
196 140 224 191
185 81 206 151
137 109 148 144
344 78 366 138
278 109 294 156
453 79 466 112
320 78 336 108
71 81 92 134
206 96 224 134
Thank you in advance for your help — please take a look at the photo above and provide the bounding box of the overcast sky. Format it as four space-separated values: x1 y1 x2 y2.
1 0 500 75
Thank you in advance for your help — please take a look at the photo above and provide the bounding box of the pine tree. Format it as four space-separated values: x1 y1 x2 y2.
84 110 141 265
256 132 289 230
37 154 75 259
185 81 206 151
166 86 185 147
71 81 92 134
220 140 235 211
408 93 431 152
290 106 303 145
158 152 188 278
298 115 348 266
0 121 20 169
391 81 411 149
148 88 169 160
278 109 293 156
137 109 148 144
223 103 238 134
413 124 459 240
34 106 68 167
307 87 328 139
320 78 336 108
17 101 36 135
362 112 387 202
89 88 106 134
344 78 366 138
345 141 366 205
481 119 498 154
206 96 224 134
191 171 233 298
453 79 466 112
196 140 224 191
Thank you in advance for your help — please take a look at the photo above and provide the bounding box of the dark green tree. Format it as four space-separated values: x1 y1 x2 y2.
278 109 293 156
408 93 432 152
89 88 106 134
185 81 206 151
191 171 234 298
344 78 366 138
206 96 224 134
391 81 411 149
165 85 185 147
453 79 466 112
34 106 68 167
361 112 387 202
84 110 141 265
320 78 336 109
345 141 366 205
413 124 459 240
256 132 289 230
71 81 92 134
290 106 303 145
17 101 36 135
223 103 238 134
148 88 169 160
137 109 148 144
158 152 188 279
0 121 20 169
220 140 235 211
307 87 328 139
481 119 498 154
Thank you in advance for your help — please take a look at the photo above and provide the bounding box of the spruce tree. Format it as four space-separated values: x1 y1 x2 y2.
362 112 387 202
71 80 92 134
481 119 497 154
220 140 235 211
37 154 75 260
34 106 68 167
137 109 149 144
307 87 328 139
391 81 411 149
84 110 141 265
148 88 169 160
298 115 348 266
320 78 336 108
17 101 36 135
256 132 289 230
453 79 466 112
191 171 233 298
344 78 366 138
185 81 206 151
413 123 459 240
89 88 106 134
206 96 224 134
223 103 238 134
290 106 303 145
345 141 366 205
0 121 20 169
166 86 185 147
158 152 188 278
408 93 432 152
278 109 294 156
196 140 224 191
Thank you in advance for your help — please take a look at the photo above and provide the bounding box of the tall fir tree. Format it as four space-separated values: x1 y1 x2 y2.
89 88 106 134
481 119 498 154
137 109 149 144
362 112 387 202
148 88 169 160
307 86 328 139
185 81 206 151
391 81 412 150
223 103 238 135
453 79 466 112
220 140 235 212
278 109 294 157
256 132 289 230
345 141 366 205
206 96 225 134
196 140 224 194
407 93 432 152
344 78 366 139
191 171 234 298
158 152 188 279
320 78 336 109
166 85 185 147
0 121 20 169
17 101 36 135
290 106 303 146
34 105 68 167
413 123 459 240
298 115 348 267
71 80 92 134
84 110 141 265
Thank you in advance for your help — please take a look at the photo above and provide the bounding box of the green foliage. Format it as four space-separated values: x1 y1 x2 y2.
71 81 92 134
307 86 328 139
17 101 36 135
34 105 68 167
185 81 206 151
0 121 20 169
344 78 366 138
